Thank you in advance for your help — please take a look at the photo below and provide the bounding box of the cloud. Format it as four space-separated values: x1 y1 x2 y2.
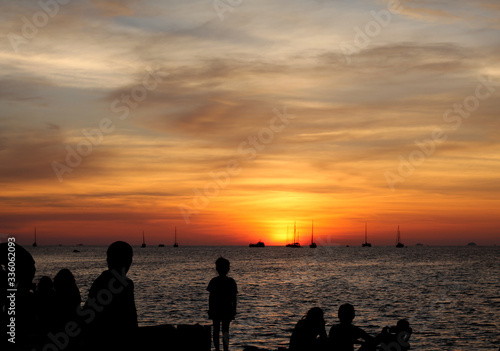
46 123 60 130
89 0 137 17
397 0 500 28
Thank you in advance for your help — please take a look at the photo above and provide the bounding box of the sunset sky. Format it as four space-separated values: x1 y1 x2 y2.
1 0 499 246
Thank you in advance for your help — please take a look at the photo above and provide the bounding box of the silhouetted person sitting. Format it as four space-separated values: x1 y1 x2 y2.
83 241 138 351
289 307 328 351
329 303 375 351
373 319 412 351
34 276 56 332
53 269 81 328
207 257 238 351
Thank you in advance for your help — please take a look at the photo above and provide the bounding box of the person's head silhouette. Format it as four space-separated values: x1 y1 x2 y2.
396 319 410 331
306 307 325 326
215 257 230 276
338 303 355 324
37 276 53 293
106 241 133 274
54 268 77 291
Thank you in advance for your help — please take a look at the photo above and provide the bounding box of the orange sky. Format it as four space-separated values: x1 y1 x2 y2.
1 0 499 246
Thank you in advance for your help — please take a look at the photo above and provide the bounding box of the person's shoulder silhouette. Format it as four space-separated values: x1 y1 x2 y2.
207 257 238 351
375 319 412 351
53 268 81 326
207 257 238 320
329 303 375 351
84 241 137 351
289 307 328 351
34 276 56 332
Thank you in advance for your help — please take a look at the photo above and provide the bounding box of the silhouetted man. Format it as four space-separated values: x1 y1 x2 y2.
83 241 137 351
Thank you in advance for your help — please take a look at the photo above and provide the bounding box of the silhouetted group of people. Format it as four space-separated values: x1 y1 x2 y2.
1 241 138 351
33 268 82 335
289 304 412 351
1 241 411 351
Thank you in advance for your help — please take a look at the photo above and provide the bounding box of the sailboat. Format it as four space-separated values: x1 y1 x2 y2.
173 227 179 247
286 222 301 248
309 221 317 248
362 222 371 247
32 227 37 247
141 231 146 248
396 225 404 248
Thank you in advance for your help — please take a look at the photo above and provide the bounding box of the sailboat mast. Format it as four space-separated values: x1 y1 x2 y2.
397 225 400 245
365 222 367 243
175 227 177 243
311 220 314 244
294 221 296 243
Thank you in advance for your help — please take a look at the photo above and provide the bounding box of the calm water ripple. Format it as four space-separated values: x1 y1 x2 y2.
27 246 500 350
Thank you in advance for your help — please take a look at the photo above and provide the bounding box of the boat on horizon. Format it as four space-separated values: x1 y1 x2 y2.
286 222 302 248
141 231 146 248
173 227 179 248
249 240 265 247
396 225 404 248
32 227 37 247
309 221 317 248
362 222 371 247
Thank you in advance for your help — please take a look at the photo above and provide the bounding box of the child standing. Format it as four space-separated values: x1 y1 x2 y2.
207 257 238 351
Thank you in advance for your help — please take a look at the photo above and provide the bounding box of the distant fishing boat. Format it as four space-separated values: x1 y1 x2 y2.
362 222 371 247
309 221 317 248
141 231 146 248
396 225 404 248
173 227 179 248
32 227 37 247
286 222 301 248
249 240 265 247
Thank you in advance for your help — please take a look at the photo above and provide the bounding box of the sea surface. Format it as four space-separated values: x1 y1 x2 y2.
26 245 500 350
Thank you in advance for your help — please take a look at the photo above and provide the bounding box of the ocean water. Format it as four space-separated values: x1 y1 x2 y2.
26 245 500 350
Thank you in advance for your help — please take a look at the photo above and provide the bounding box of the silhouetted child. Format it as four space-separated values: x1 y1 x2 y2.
289 307 328 351
207 257 238 351
329 303 375 351
374 319 412 351
84 241 138 351
53 268 81 328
